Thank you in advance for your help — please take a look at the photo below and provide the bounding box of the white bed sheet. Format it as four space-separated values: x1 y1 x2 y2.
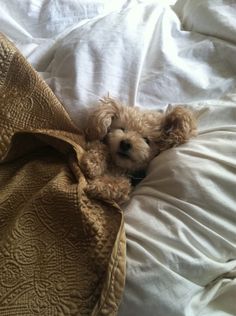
1 0 236 315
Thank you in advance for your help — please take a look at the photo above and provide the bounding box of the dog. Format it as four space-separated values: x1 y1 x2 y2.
80 97 197 205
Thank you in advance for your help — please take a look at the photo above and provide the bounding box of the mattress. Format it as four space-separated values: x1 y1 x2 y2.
1 0 236 315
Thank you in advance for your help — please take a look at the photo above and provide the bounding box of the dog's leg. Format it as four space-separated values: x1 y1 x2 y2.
85 175 131 204
80 141 109 179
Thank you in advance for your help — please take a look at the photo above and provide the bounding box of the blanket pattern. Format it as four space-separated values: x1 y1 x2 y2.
0 33 125 316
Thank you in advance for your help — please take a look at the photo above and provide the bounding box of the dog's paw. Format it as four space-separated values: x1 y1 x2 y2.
85 175 131 205
80 149 107 179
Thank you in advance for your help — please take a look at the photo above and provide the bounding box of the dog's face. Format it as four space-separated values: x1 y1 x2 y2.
85 98 163 172
105 111 161 172
85 97 197 172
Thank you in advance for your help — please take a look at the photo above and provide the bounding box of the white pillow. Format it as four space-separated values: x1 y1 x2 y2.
119 101 236 316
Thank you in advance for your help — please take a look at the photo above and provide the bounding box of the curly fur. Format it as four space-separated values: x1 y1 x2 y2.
81 97 197 205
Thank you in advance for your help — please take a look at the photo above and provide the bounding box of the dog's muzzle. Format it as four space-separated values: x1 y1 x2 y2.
117 140 132 159
119 140 132 152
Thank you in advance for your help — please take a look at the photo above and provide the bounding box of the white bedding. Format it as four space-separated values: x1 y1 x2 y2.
1 0 236 315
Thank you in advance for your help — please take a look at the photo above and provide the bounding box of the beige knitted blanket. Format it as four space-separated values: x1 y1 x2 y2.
0 33 125 316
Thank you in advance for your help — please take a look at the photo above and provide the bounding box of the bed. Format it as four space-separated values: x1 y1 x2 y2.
0 0 236 315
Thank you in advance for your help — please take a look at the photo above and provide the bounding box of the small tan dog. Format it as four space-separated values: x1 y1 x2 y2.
81 97 197 205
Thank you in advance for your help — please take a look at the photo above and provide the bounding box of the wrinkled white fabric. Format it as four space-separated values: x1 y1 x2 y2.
119 101 236 316
1 0 236 315
173 0 236 44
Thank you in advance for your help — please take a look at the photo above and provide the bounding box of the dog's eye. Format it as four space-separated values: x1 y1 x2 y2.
143 137 150 145
119 127 125 131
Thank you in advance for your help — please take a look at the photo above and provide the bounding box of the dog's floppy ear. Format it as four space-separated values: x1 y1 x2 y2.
156 106 197 151
85 97 120 141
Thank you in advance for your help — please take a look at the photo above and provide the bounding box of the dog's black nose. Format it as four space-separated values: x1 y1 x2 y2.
120 140 132 152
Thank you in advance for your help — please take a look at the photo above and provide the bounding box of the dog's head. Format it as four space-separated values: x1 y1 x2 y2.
85 97 196 172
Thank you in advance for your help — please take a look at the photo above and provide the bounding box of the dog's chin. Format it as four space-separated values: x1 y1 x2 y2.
114 155 134 171
113 151 144 172
117 151 130 160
